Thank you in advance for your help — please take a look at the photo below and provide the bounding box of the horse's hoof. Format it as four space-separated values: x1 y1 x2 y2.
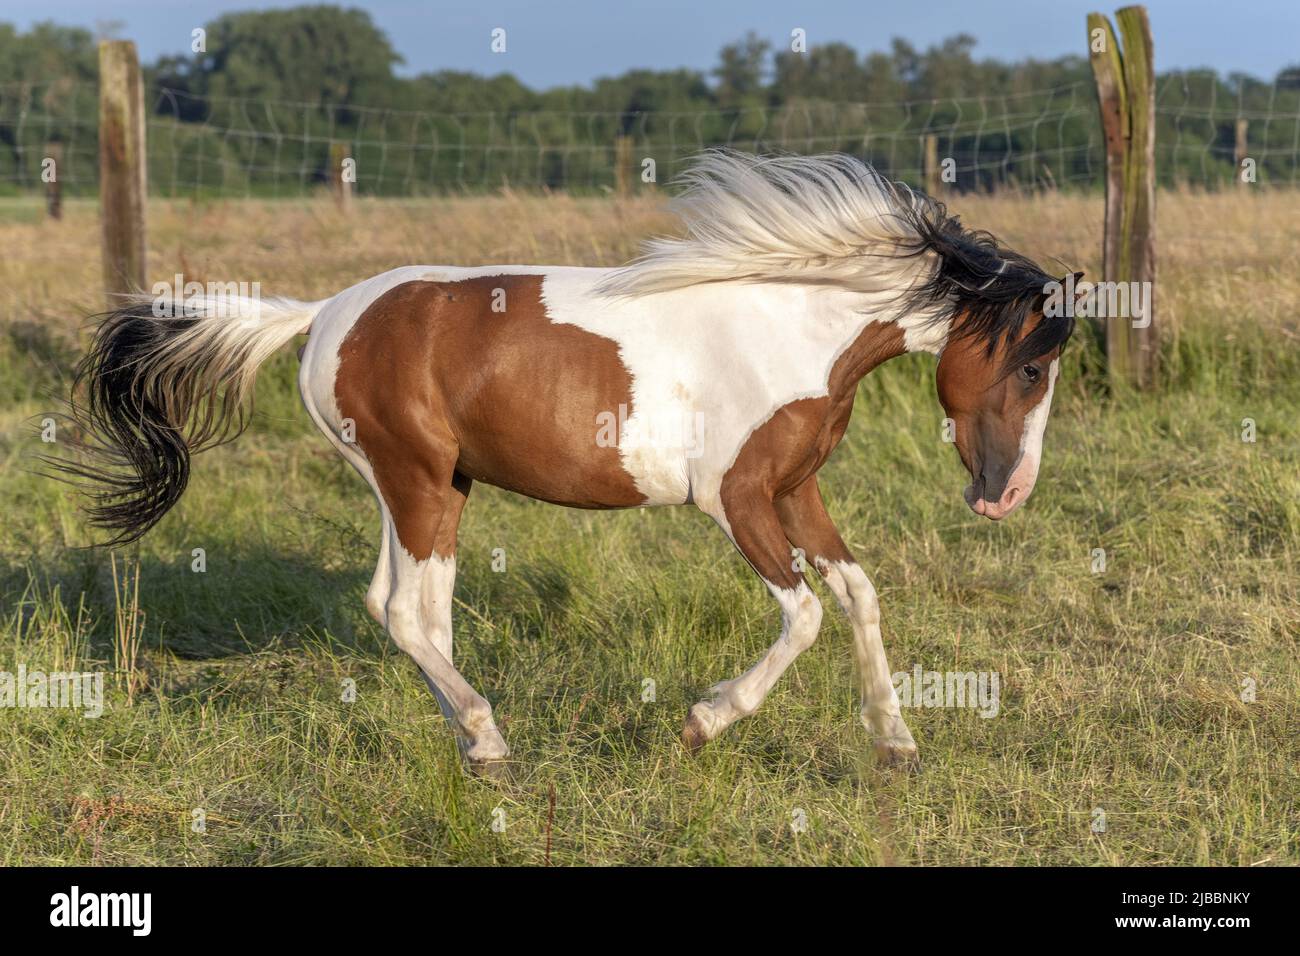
467 757 514 783
873 738 921 771
681 709 711 754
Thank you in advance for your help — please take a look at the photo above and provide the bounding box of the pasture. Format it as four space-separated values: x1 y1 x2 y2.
0 190 1296 865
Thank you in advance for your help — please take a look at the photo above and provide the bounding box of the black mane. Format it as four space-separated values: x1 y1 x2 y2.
893 190 1075 375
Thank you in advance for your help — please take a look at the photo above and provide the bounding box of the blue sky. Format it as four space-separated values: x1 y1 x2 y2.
3 0 1295 86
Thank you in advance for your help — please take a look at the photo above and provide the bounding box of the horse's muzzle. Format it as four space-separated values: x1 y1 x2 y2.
964 457 1037 521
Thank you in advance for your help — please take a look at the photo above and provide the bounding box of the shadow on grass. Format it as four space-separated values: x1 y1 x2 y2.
3 525 783 769
3 543 583 666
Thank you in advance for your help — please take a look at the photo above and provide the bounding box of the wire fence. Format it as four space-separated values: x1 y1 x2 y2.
2 73 1298 198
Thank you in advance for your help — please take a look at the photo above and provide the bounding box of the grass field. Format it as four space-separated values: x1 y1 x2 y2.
1 190 1297 865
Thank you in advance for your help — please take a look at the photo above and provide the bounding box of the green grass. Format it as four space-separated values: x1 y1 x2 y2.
0 195 1297 865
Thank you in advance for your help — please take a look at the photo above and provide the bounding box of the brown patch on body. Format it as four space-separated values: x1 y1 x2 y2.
335 276 644 560
719 321 907 586
774 476 855 569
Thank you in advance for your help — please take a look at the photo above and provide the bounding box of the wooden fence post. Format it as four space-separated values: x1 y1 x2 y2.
98 40 148 305
922 134 941 195
1087 5 1157 389
45 141 63 220
330 141 353 212
614 134 632 197
1233 118 1249 184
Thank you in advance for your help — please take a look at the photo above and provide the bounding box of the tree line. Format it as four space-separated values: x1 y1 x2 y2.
1 5 1297 196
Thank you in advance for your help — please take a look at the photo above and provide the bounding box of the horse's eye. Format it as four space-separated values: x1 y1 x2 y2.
1021 364 1041 383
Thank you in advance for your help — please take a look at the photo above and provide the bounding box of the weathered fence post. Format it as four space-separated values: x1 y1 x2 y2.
44 141 63 220
1087 5 1157 389
614 134 632 197
98 40 148 305
330 141 353 212
1233 118 1249 185
922 134 941 195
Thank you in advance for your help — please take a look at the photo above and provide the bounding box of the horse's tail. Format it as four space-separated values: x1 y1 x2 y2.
51 290 323 545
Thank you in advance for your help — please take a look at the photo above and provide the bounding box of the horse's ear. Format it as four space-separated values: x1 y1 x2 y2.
1072 270 1085 283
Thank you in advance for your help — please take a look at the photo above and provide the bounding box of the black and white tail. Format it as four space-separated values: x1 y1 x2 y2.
51 291 321 544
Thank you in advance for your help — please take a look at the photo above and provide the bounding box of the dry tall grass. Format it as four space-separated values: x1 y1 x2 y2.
2 188 1298 340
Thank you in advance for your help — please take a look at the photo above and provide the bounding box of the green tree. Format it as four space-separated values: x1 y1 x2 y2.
193 5 400 107
714 32 770 105
773 42 866 103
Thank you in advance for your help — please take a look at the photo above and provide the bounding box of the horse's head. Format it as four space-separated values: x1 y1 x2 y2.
935 275 1078 521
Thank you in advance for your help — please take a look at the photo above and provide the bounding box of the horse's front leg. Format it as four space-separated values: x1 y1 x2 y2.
683 491 823 751
775 477 919 767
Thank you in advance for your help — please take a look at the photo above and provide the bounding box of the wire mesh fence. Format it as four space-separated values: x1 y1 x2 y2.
1 72 1298 198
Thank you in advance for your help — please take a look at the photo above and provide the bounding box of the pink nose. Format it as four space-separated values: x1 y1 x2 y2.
967 482 1029 521
966 454 1039 521
980 484 1024 520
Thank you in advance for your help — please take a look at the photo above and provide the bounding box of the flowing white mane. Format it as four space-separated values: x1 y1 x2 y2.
598 151 939 297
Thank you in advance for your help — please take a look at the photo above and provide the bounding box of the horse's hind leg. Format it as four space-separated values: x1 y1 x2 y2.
371 458 508 771
410 472 470 663
365 511 392 625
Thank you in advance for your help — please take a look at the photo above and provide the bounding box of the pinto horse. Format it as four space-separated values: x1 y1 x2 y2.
61 153 1074 775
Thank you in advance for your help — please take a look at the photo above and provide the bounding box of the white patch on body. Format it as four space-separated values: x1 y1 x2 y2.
540 268 947 518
